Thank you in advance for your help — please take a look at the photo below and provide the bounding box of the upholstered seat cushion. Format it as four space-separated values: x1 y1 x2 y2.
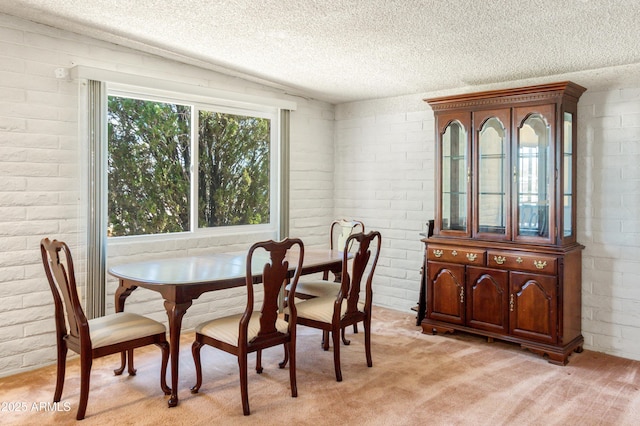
196 312 289 347
293 296 365 323
88 312 166 349
287 280 341 298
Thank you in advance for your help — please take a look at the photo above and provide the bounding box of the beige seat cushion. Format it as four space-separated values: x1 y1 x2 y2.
294 297 365 324
89 312 166 349
286 280 341 298
196 312 289 347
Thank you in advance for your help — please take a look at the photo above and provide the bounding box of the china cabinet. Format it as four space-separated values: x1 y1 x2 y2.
420 82 586 365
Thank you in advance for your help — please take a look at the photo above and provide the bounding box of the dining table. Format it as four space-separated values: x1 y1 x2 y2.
108 247 346 407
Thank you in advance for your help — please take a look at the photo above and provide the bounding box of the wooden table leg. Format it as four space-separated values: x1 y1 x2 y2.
164 300 192 408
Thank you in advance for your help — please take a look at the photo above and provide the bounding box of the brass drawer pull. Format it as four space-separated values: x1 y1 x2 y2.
494 255 506 265
516 257 523 264
534 260 547 270
466 253 477 262
452 250 458 256
433 249 443 258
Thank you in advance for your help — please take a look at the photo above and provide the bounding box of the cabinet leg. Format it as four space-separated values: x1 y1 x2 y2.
545 353 569 366
421 323 455 335
522 346 569 366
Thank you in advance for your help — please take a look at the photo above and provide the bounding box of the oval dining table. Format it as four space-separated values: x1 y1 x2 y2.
108 247 346 408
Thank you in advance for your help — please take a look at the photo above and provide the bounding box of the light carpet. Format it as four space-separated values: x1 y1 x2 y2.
2 307 639 425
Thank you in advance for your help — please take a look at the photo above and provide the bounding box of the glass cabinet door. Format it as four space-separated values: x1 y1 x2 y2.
475 110 510 240
440 119 469 234
515 106 555 242
563 112 574 239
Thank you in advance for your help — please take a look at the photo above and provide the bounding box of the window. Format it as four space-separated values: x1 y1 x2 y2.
77 67 294 317
197 110 271 229
107 90 278 238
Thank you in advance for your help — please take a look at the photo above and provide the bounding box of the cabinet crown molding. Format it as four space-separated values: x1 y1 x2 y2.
425 81 587 111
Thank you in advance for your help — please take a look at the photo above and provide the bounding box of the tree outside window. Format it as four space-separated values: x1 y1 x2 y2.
198 111 270 228
107 95 271 237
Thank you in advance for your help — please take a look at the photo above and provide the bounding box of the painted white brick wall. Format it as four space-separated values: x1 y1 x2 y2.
0 14 334 377
579 88 640 361
3 10 640 378
334 87 640 362
335 96 434 312
289 101 335 246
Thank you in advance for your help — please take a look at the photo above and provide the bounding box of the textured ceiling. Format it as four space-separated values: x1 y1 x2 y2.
2 0 640 103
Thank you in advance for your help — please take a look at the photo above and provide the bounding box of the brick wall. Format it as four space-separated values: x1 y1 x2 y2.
334 97 434 312
578 88 640 360
2 11 640 378
0 14 333 377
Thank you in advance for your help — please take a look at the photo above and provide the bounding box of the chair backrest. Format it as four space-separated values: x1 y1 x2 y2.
40 238 89 346
241 238 304 343
339 231 382 315
330 219 365 252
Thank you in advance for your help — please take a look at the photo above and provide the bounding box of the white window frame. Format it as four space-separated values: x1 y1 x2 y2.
107 83 281 240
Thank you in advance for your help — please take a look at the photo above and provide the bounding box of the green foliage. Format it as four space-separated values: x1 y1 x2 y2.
107 96 271 237
198 111 270 227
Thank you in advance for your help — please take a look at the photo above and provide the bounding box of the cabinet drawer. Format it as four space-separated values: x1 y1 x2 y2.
427 245 486 265
487 251 557 274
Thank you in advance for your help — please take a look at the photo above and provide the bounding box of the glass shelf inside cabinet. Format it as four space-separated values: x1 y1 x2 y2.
478 117 507 235
517 114 551 238
442 121 467 232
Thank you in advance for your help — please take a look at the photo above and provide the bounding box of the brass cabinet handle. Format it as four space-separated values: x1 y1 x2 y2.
510 294 515 312
460 287 464 304
466 253 477 262
433 249 443 258
494 255 506 265
534 260 547 270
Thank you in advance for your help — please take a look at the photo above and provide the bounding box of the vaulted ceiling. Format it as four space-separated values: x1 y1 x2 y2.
2 0 640 103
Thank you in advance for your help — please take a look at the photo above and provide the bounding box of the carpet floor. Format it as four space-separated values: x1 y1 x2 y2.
1 307 639 425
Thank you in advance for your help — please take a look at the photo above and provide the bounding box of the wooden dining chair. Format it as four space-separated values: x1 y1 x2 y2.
190 238 304 416
40 238 170 420
286 231 381 382
285 219 364 349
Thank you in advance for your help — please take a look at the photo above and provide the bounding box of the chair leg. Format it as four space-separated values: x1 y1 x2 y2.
353 324 358 334
127 348 137 375
364 317 372 368
341 326 351 346
322 331 330 351
279 312 290 368
279 344 289 368
332 327 342 382
76 353 92 420
256 350 263 374
190 340 204 394
158 341 171 395
114 351 126 375
288 342 297 398
53 340 67 402
239 352 250 416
